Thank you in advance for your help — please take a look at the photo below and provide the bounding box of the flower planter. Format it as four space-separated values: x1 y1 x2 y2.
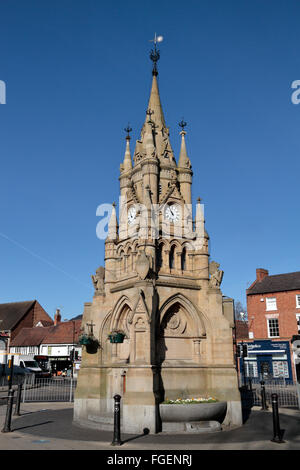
108 333 125 344
79 335 92 346
160 401 227 423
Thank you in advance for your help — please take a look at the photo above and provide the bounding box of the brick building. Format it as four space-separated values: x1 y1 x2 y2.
9 310 82 376
0 300 53 358
238 269 300 383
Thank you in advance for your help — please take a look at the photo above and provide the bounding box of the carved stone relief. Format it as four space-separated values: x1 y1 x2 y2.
91 266 105 295
209 261 224 288
161 309 187 336
160 303 188 337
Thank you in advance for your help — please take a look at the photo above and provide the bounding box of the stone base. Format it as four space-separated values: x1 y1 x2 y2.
162 420 222 433
122 403 157 434
222 400 243 427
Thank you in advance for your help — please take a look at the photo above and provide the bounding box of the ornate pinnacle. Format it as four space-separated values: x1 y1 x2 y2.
149 33 163 76
124 124 132 139
150 48 160 76
179 118 187 131
146 108 154 124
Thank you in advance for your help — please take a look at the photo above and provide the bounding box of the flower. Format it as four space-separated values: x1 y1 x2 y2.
162 396 218 404
108 329 125 336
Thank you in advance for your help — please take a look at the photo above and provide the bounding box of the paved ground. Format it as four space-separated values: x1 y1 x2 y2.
0 401 299 452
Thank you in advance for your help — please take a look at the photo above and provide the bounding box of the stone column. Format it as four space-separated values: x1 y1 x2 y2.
122 285 159 434
193 339 201 363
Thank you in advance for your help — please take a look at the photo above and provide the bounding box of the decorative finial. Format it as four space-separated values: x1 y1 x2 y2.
179 118 187 131
146 108 154 124
124 123 132 140
86 321 95 336
149 33 163 76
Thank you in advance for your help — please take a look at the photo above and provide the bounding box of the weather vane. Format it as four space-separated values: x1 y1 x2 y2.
124 123 132 138
179 118 187 131
149 33 163 75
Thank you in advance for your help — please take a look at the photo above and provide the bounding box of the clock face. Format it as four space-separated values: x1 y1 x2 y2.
165 204 180 222
127 206 137 225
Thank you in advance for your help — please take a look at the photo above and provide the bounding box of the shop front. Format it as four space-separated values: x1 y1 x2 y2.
239 340 294 384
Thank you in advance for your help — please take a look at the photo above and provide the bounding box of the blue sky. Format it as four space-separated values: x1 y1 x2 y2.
0 0 300 320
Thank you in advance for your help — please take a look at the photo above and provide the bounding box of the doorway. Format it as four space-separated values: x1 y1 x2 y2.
257 355 273 380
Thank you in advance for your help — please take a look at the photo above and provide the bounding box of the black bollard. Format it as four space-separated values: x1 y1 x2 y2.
7 356 14 391
271 393 284 443
14 383 22 416
111 394 122 446
248 377 252 392
260 381 268 410
1 389 15 433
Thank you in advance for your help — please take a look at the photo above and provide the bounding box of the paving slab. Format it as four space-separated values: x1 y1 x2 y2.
0 402 299 452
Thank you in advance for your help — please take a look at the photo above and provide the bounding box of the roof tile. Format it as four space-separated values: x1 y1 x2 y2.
247 271 300 295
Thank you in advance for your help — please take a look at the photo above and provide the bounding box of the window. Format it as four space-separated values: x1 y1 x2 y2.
169 245 175 269
156 243 163 271
127 248 132 272
296 314 300 334
266 297 277 311
244 361 258 378
296 295 300 308
273 361 289 378
181 247 186 271
267 318 280 338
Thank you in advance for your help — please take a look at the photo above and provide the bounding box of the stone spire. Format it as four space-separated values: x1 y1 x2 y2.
144 74 166 130
144 110 156 158
123 127 133 171
133 39 176 167
177 120 192 204
195 197 205 237
107 202 118 240
178 120 191 169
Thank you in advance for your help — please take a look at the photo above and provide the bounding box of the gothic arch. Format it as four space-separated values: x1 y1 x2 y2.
158 294 207 337
119 249 125 273
126 247 132 271
132 241 139 270
156 241 164 271
124 242 132 255
169 244 176 269
100 310 112 341
181 246 187 270
116 244 124 256
132 240 139 252
99 310 112 363
110 295 133 336
168 239 182 250
181 241 194 250
181 241 193 271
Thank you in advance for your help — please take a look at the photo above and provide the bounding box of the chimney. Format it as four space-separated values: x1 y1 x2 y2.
256 268 269 282
54 308 61 326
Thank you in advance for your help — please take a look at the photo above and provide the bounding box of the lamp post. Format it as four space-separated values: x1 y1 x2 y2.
239 312 248 387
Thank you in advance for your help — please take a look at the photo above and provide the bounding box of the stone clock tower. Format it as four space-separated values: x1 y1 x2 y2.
74 41 242 433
